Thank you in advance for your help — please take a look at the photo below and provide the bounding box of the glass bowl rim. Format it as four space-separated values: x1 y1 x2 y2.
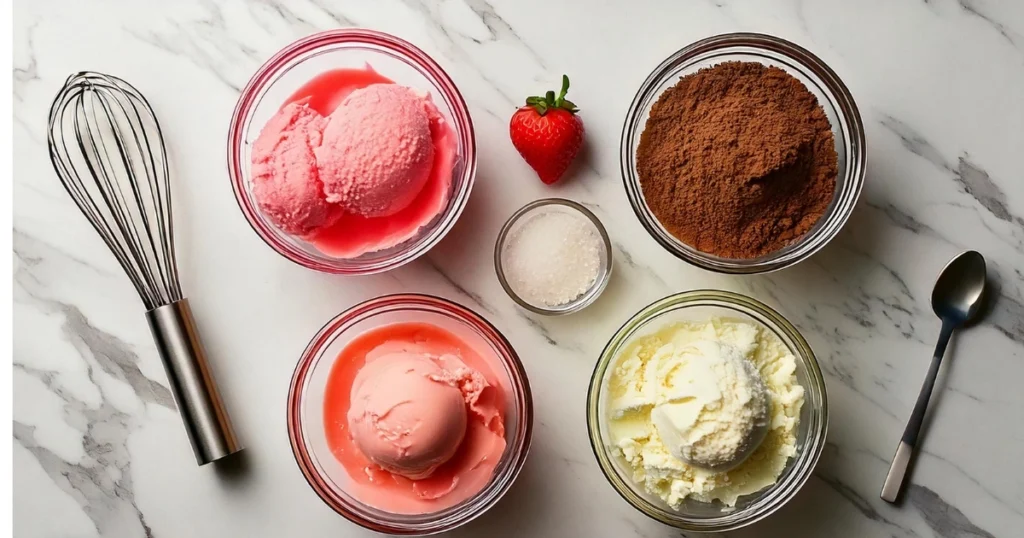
493 198 613 316
586 289 829 531
286 293 534 534
227 28 478 275
620 32 866 275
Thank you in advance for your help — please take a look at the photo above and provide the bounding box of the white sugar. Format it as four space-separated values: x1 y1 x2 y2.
502 210 603 308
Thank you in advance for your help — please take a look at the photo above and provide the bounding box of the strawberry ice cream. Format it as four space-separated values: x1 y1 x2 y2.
323 322 507 514
250 102 340 235
248 67 457 257
317 85 438 218
347 353 468 479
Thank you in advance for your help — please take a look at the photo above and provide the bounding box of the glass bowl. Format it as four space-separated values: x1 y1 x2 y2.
287 294 533 535
228 30 476 275
587 290 828 532
621 33 865 274
494 198 612 315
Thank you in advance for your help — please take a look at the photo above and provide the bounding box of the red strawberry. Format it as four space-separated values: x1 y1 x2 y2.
510 75 584 184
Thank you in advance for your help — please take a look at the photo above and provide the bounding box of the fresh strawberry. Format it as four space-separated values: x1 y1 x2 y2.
509 75 584 184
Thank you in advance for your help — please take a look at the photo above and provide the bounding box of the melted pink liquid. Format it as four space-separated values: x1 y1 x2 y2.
322 322 508 514
281 68 457 258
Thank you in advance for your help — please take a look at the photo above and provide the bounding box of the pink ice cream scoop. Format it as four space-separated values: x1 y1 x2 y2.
324 321 507 514
316 84 439 218
347 352 468 479
250 102 340 236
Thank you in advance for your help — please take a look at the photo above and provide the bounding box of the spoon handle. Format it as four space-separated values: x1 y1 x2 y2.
881 318 956 502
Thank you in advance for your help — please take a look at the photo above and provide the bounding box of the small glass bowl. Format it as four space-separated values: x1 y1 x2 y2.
287 294 533 535
494 198 612 315
228 30 476 275
587 290 828 532
621 33 866 274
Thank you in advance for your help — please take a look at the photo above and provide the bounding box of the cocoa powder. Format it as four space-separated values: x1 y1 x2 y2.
637 61 837 259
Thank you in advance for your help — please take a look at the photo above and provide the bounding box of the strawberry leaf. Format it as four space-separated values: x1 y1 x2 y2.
556 75 570 103
521 75 578 115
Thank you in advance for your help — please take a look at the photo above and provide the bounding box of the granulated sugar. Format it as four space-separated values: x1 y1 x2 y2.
502 210 602 308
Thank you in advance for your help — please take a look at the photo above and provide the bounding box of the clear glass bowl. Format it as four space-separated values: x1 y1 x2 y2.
287 294 533 535
494 198 612 315
621 33 865 274
587 290 828 532
228 30 476 274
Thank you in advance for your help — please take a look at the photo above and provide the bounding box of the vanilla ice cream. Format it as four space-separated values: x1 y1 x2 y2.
647 339 771 471
607 318 804 507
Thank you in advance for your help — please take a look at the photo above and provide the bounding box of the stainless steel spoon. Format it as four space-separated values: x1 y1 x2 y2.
880 250 986 502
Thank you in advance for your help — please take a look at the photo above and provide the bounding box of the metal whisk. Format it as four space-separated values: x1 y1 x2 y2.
47 72 241 465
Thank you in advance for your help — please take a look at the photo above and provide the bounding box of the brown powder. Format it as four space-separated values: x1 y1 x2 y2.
636 61 838 259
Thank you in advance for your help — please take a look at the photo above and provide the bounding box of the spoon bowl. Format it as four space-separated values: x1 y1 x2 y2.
931 250 987 325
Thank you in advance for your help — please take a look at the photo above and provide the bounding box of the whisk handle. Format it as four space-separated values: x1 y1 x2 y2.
146 300 242 465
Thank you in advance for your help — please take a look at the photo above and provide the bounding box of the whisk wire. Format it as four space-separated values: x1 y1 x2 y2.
123 83 181 301
47 72 183 310
52 91 151 303
92 89 163 305
80 90 160 307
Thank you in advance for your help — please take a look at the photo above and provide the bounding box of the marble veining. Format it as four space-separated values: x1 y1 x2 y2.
12 0 1024 537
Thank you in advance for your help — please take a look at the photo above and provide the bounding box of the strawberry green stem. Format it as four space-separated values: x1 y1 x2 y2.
523 74 579 116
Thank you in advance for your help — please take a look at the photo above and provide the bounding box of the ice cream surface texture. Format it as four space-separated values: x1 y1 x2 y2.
317 84 438 217
607 318 804 507
323 322 507 514
250 102 339 235
347 353 468 479
249 67 457 257
647 339 771 471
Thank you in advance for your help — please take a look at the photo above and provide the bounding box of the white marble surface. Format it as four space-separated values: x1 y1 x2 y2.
12 0 1024 536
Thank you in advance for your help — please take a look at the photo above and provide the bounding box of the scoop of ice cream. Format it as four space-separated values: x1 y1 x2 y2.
347 353 468 479
649 340 771 472
250 102 340 236
430 353 504 436
316 84 438 217
607 320 802 508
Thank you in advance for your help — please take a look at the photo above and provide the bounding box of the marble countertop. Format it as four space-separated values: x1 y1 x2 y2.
12 1 1024 537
